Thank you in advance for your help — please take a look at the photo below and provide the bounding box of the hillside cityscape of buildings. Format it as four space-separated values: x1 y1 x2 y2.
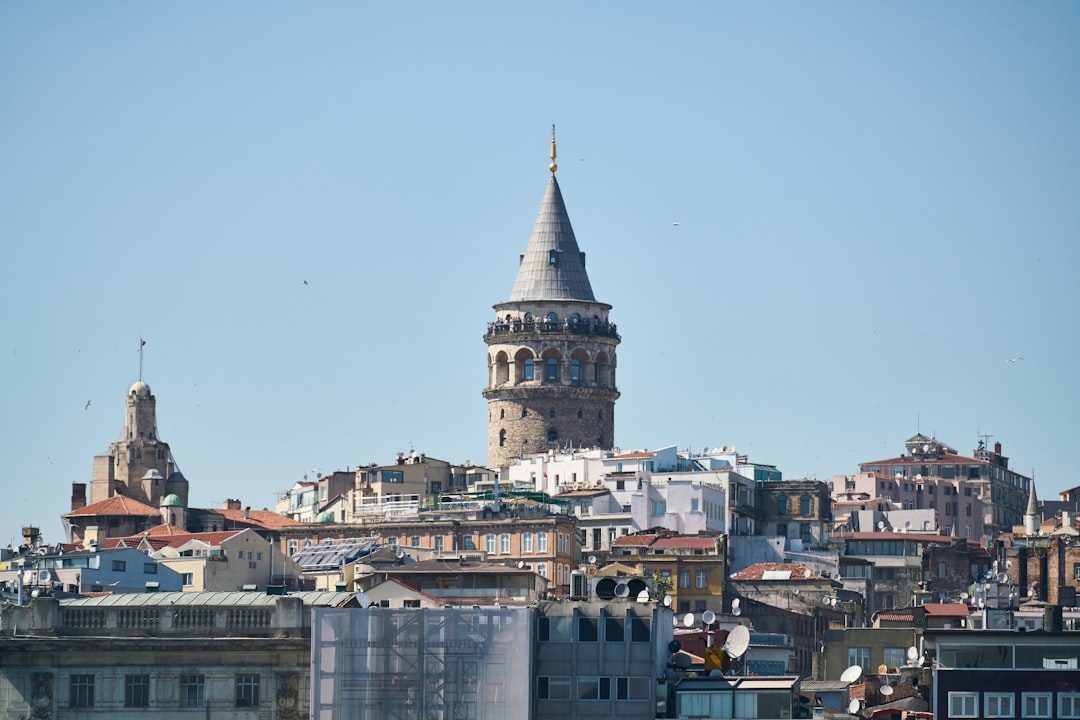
3 139 1079 719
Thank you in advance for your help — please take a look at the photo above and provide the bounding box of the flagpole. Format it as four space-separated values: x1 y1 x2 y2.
139 337 145 381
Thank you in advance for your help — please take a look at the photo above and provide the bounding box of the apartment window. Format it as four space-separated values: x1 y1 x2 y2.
578 676 611 700
434 536 444 553
182 675 205 708
1074 562 1080 581
984 692 1013 718
112 560 126 572
287 539 298 555
463 536 475 551
125 674 150 708
411 536 421 547
538 532 548 552
800 494 811 516
605 617 624 642
616 676 650 700
691 498 699 512
883 647 905 671
537 562 547 578
948 691 978 718
778 495 788 515
537 676 571 700
235 674 260 707
523 533 534 553
181 573 194 586
1062 694 1080 718
69 674 94 708
630 616 651 642
652 500 666 516
143 563 157 574
1022 693 1051 718
848 647 870 672
546 358 558 381
500 534 511 554
578 615 598 641
696 570 707 589
486 534 496 553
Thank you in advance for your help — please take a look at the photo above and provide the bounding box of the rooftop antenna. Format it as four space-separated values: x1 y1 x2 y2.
138 336 146 381
549 125 558 174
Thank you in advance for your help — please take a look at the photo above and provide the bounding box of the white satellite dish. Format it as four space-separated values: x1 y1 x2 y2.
880 684 894 696
682 612 695 628
848 699 861 714
997 572 1008 584
702 610 716 624
517 560 526 569
960 591 969 600
792 588 800 596
395 550 405 559
614 583 629 598
732 607 742 616
587 554 597 565
877 520 886 530
38 570 50 582
822 596 833 606
840 665 863 683
673 616 679 627
662 595 672 607
636 589 651 603
723 625 750 658
906 646 919 662
731 598 741 608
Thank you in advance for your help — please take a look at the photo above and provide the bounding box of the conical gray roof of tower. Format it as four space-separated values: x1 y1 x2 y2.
507 175 596 302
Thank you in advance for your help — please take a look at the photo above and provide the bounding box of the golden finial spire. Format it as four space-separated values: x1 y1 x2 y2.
549 124 558 174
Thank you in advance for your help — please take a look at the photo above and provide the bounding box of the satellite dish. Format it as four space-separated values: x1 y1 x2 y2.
723 625 750 658
702 610 716 624
636 589 651 603
395 550 405 559
823 596 833 606
674 653 692 668
880 684 894 696
848 699 861 714
662 595 672 607
792 588 800 596
708 669 723 677
614 583 629 598
904 520 912 529
668 640 681 653
517 560 526 569
960 592 969 600
732 607 742 616
997 572 1008 584
38 570 50 582
673 616 680 627
731 598 740 608
587 554 597 565
1006 560 1013 569
907 646 919 661
682 613 695 628
840 665 863 683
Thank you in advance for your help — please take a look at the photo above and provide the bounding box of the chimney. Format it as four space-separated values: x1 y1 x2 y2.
244 506 251 520
225 499 242 511
70 483 87 511
994 442 1002 455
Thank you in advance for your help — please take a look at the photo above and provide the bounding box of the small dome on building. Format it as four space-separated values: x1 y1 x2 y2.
142 469 165 480
129 381 152 398
315 511 336 524
160 493 183 507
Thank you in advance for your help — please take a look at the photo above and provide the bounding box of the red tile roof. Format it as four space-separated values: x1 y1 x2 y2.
922 603 971 617
876 613 914 622
652 537 719 550
612 534 658 547
213 508 305 529
730 563 819 581
62 495 160 517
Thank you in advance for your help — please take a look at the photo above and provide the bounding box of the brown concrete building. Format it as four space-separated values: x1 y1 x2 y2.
608 531 728 614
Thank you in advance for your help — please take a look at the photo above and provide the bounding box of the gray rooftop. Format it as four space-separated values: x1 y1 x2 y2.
506 175 596 303
59 591 364 608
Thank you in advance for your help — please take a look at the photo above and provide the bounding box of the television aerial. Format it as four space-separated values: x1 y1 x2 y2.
840 665 863 683
723 625 750 658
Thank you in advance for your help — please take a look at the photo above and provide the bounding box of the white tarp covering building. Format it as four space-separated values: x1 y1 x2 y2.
311 606 532 720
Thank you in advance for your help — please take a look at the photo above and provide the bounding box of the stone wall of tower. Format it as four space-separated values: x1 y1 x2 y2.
486 389 615 469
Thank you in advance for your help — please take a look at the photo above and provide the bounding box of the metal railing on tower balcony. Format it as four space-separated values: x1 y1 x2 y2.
485 319 619 340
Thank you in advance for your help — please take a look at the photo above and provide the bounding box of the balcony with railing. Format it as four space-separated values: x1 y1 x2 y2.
485 319 619 340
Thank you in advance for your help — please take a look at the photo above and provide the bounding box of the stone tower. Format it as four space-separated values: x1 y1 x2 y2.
88 380 188 508
484 130 620 468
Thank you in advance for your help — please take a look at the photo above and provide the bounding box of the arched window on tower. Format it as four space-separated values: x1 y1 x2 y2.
521 407 528 418
546 358 558 381
524 358 534 381
500 408 505 420
549 409 556 418
547 429 558 444
570 358 581 381
577 409 583 419
499 430 507 447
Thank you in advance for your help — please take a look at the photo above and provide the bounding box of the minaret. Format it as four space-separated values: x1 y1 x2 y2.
1024 479 1039 536
484 128 621 469
89 379 177 507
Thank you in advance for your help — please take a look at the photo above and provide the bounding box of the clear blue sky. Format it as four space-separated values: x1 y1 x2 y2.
2 3 1078 543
